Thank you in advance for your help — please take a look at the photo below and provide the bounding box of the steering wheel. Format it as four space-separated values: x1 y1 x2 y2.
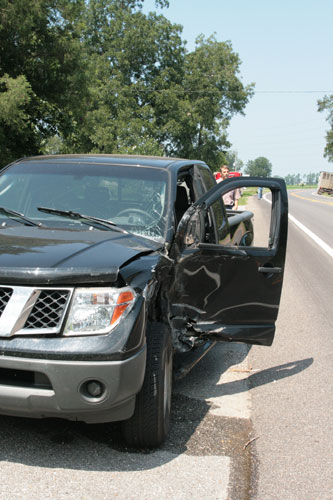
115 208 157 224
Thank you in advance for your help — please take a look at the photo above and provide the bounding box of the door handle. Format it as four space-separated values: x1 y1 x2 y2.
258 266 282 274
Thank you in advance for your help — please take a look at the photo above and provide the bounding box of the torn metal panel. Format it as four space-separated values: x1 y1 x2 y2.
189 322 276 346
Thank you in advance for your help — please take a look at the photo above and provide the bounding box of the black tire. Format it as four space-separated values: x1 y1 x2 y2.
121 322 173 448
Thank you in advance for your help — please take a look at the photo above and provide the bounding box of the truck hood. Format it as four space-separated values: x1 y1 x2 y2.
0 226 161 285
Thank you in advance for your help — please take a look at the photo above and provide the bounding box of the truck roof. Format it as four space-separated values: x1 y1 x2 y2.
14 154 208 173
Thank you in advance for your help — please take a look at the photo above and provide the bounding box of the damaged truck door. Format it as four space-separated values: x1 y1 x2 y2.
169 177 288 347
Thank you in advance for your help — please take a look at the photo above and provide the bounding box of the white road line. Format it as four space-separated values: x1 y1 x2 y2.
288 214 333 258
263 193 333 259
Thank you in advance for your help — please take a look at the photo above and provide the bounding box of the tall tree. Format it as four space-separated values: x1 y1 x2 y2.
0 0 88 165
154 35 254 169
318 95 333 162
71 2 185 154
70 6 253 167
0 0 253 170
245 157 272 177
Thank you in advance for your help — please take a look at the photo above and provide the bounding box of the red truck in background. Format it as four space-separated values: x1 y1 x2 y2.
228 171 242 178
214 171 242 181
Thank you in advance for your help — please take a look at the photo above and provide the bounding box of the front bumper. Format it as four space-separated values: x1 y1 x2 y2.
0 346 146 423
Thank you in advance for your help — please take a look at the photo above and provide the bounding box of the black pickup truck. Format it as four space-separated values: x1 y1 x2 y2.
0 154 288 447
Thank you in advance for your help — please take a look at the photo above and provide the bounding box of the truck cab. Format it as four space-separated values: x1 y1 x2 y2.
0 154 288 447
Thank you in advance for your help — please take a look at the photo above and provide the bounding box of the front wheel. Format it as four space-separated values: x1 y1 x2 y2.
121 322 173 448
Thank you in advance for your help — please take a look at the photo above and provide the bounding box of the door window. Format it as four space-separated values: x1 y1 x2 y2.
179 178 286 254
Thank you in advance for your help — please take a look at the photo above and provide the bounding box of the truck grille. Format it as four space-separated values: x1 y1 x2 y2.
0 288 13 316
0 285 72 337
24 290 71 329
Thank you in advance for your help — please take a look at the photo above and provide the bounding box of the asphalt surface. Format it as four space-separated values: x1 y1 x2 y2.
0 343 254 500
288 188 333 248
248 190 333 499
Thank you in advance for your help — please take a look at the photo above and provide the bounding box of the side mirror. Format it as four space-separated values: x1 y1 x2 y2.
174 204 204 253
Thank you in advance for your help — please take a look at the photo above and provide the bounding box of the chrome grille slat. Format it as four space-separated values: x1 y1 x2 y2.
0 285 72 336
0 287 13 316
24 290 70 329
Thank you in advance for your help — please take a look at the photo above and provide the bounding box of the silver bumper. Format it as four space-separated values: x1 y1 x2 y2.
0 348 146 423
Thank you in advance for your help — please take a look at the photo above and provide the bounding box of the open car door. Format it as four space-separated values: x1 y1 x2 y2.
169 177 288 346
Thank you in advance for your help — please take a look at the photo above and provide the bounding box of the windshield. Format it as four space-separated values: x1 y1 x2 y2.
0 160 169 242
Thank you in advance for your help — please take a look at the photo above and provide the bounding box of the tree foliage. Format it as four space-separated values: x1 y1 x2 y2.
154 34 254 168
284 172 319 186
0 0 89 165
245 156 272 177
224 150 244 172
0 74 33 165
73 2 186 155
318 95 333 163
0 0 253 169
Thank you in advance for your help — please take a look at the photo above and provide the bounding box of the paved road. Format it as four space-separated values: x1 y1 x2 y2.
287 188 333 248
248 191 333 499
0 343 254 500
0 190 331 499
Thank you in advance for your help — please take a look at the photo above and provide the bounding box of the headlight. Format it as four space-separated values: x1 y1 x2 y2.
63 287 136 336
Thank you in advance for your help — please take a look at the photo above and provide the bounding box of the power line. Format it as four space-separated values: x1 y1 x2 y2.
255 90 333 94
110 87 333 94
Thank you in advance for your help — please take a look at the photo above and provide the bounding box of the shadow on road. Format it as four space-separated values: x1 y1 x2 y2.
216 357 314 396
0 344 248 472
0 351 312 474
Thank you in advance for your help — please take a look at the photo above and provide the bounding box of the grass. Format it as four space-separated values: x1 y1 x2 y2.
238 185 321 207
238 187 258 206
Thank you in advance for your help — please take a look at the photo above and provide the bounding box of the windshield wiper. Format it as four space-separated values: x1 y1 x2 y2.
0 207 41 227
37 207 129 233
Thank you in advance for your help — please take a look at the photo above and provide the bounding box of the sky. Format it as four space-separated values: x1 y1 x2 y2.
143 0 333 177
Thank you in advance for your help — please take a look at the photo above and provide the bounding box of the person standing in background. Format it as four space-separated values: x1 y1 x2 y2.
220 165 241 210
